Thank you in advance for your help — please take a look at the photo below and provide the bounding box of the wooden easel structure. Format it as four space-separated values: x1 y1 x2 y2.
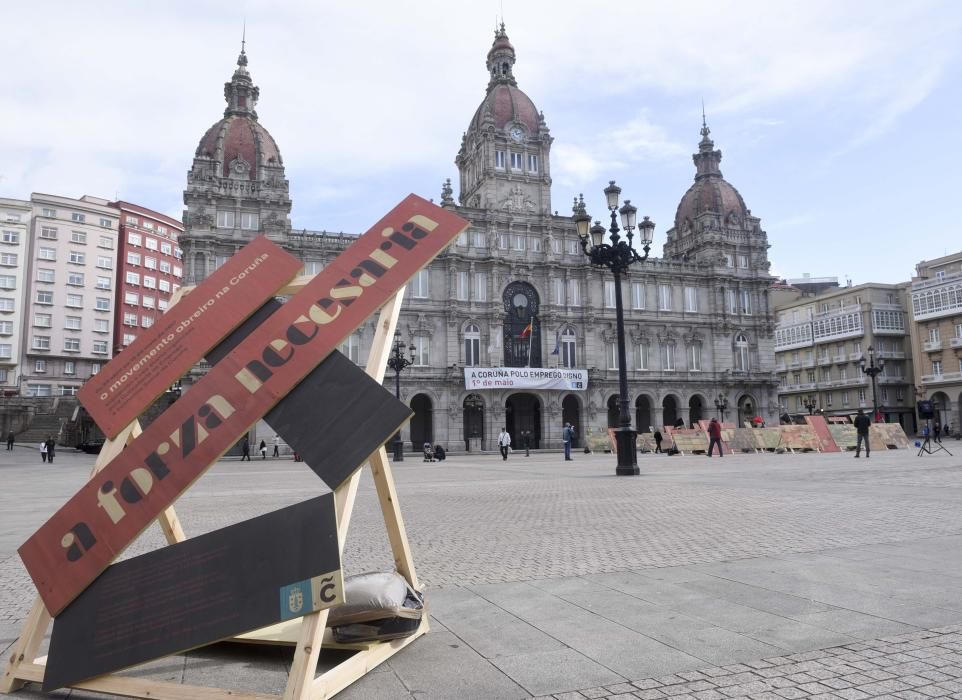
2 284 425 700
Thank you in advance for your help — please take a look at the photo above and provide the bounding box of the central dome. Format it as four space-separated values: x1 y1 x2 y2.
468 23 541 136
469 84 540 134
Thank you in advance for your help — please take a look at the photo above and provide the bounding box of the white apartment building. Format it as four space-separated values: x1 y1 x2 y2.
774 282 917 431
0 198 31 393
909 251 962 431
23 194 119 397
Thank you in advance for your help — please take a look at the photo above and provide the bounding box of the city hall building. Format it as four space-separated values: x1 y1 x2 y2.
179 27 779 452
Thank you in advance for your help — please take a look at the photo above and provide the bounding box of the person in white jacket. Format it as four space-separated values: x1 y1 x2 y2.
498 428 511 461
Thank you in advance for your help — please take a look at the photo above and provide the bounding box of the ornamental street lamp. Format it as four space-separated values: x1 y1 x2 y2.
714 394 729 422
573 182 653 475
803 396 818 415
859 346 884 422
387 330 416 461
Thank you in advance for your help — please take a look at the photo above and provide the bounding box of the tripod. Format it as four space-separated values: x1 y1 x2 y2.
918 420 953 456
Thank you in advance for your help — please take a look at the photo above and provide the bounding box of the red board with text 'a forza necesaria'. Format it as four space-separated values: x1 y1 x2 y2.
19 194 469 616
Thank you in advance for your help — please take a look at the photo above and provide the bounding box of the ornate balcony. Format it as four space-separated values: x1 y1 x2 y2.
920 371 962 385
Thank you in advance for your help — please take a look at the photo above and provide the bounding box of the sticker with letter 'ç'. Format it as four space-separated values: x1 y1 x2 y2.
279 570 344 620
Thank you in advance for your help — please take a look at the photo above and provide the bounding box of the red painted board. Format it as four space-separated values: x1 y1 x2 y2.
805 415 840 452
79 236 302 438
20 194 469 616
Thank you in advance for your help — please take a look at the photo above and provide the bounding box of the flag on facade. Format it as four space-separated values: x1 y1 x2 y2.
551 329 560 355
519 320 533 338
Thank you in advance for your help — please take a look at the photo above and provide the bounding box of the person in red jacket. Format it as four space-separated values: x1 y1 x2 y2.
707 418 723 457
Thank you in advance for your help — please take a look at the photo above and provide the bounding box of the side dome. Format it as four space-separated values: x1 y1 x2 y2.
673 121 748 232
195 116 283 180
191 46 283 182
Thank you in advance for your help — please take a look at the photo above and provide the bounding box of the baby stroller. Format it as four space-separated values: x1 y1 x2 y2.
423 442 435 462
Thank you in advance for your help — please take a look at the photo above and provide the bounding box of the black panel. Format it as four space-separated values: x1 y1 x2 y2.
45 495 340 691
207 299 412 489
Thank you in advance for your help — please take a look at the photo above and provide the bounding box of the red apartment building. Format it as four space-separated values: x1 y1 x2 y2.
110 201 183 354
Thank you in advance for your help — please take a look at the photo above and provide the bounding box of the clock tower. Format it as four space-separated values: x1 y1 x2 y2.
455 23 553 215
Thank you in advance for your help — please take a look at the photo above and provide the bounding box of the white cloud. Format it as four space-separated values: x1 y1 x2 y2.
0 0 959 264
553 111 687 192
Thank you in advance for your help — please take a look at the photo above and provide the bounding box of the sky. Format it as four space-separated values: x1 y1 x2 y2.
2 1 961 285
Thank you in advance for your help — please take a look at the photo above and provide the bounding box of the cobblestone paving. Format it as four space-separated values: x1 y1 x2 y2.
535 626 962 700
3 448 962 623
3 447 962 698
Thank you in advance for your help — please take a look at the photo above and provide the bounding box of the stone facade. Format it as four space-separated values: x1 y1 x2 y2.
181 28 780 452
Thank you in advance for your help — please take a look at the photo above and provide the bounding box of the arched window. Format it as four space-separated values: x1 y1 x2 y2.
503 281 541 367
734 333 750 371
464 324 481 366
561 327 576 368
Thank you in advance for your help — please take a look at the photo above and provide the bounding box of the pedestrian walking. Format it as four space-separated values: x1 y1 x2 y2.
653 429 663 454
562 422 574 461
934 422 942 443
241 437 251 461
521 430 531 457
272 435 280 458
707 418 723 457
40 440 48 463
498 428 511 461
853 408 871 458
45 436 56 464
6 431 14 450
259 439 267 459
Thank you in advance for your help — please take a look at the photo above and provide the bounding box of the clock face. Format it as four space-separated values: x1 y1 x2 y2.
509 126 525 143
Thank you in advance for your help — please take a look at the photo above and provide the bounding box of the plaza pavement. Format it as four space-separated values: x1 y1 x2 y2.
2 441 962 699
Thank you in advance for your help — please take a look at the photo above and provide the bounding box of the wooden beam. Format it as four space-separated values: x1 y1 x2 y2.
0 597 49 693
282 610 331 700
15 662 280 700
370 447 420 590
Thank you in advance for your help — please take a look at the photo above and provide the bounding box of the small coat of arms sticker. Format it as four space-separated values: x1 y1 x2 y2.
288 587 304 614
278 571 343 621
279 580 313 620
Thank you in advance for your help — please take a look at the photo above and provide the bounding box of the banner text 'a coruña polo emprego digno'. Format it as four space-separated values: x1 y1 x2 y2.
19 194 469 615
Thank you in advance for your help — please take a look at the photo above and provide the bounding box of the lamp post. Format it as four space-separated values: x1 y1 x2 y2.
859 346 884 422
387 330 416 461
803 396 817 415
573 181 653 475
714 394 729 422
